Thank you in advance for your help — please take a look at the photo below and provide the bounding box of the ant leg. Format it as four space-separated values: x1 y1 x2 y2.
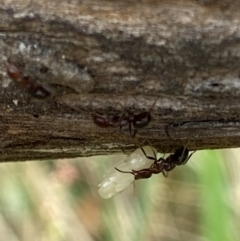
140 145 157 162
179 138 194 164
180 146 187 163
145 139 158 160
133 181 136 196
149 96 159 112
185 150 196 163
115 167 141 179
162 170 168 178
180 129 198 164
90 98 104 123
131 128 138 138
129 122 132 137
116 100 127 128
165 125 172 140
119 145 130 156
115 167 134 175
132 138 157 162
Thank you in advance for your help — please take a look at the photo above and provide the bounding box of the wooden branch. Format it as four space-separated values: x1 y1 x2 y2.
0 0 240 162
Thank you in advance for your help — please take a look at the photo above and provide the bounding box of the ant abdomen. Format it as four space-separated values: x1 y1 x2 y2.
92 113 109 127
92 113 122 128
92 113 128 129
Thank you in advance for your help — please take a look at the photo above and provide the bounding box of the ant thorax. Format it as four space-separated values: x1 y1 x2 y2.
98 146 157 199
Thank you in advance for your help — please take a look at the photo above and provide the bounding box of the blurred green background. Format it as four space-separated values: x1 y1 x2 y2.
0 149 238 241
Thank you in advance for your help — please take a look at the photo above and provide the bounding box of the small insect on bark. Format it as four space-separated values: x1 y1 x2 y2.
116 146 195 180
5 61 52 99
92 113 128 128
98 146 158 199
92 97 158 137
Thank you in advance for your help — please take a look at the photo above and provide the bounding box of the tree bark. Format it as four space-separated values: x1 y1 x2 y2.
0 0 240 162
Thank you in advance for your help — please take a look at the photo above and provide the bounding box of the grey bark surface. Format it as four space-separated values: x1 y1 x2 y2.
0 0 240 162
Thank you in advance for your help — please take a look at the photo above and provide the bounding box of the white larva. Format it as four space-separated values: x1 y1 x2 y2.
98 146 157 199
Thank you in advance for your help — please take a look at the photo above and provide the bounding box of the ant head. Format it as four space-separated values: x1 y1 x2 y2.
172 146 189 165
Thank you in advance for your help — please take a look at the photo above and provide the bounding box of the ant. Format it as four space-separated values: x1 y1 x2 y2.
115 146 195 180
92 113 128 128
5 61 52 99
98 145 157 199
92 97 157 136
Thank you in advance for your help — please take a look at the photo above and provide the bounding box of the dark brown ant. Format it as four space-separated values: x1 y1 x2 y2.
92 98 157 136
115 146 195 180
5 61 51 99
92 112 150 136
92 113 128 128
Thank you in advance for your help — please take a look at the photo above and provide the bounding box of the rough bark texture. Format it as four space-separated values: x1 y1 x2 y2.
1 0 240 162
